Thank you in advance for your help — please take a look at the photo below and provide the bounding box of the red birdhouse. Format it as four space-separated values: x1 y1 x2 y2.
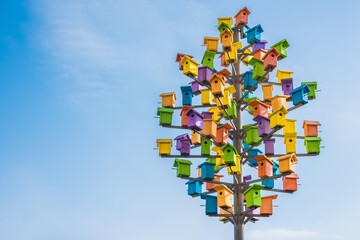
262 48 280 72
255 155 274 178
234 7 251 26
214 123 233 145
180 105 194 126
282 173 299 192
248 99 270 118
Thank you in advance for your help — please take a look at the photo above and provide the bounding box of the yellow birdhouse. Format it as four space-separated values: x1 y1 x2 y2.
202 119 217 138
242 48 253 65
209 73 226 97
201 89 213 105
208 107 222 123
159 92 176 108
220 206 233 221
277 153 298 173
204 37 219 52
212 146 225 166
218 85 236 108
227 155 241 175
276 69 294 83
261 84 273 101
269 106 288 129
218 17 233 27
271 95 289 112
213 184 234 208
283 119 297 135
224 42 242 64
191 130 201 145
156 139 172 156
284 133 297 153
180 55 200 77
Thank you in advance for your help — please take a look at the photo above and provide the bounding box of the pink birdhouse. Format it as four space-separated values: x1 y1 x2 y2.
234 7 251 26
262 48 280 72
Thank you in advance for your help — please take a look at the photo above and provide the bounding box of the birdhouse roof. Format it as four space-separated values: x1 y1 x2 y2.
201 50 216 63
218 22 234 33
243 71 253 78
222 143 238 155
225 85 236 94
252 48 267 55
209 73 226 86
270 95 290 100
271 39 290 49
303 120 321 128
286 119 297 123
281 78 293 84
157 107 174 115
213 184 234 194
276 69 294 77
243 175 252 181
156 139 172 146
235 7 251 18
248 99 269 109
301 81 317 88
181 85 194 95
174 133 191 141
217 68 232 78
180 55 200 66
262 48 280 60
277 153 298 163
217 123 233 131
261 194 278 200
264 138 275 143
284 173 299 179
248 57 263 66
269 106 288 117
204 36 219 45
186 108 203 118
176 53 193 62
284 132 297 138
198 161 216 168
253 114 270 122
247 148 263 155
201 111 214 119
243 96 261 103
200 194 217 200
262 84 274 90
173 159 192 167
246 24 264 34
244 184 265 195
304 137 322 142
159 92 176 99
185 180 203 185
290 84 310 95
254 155 274 165
180 105 194 116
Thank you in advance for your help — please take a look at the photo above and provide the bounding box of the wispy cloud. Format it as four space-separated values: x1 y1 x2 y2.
247 228 344 240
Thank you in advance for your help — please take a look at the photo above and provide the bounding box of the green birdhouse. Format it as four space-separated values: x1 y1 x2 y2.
217 22 234 34
223 100 237 120
201 51 216 69
301 81 317 99
271 39 290 60
173 159 192 178
157 107 174 126
222 143 238 166
243 124 262 145
248 58 267 81
206 158 219 171
304 137 322 154
201 137 212 156
244 184 265 208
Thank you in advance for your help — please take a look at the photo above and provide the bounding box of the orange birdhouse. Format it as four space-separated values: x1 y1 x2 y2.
160 92 176 108
217 68 232 80
213 184 233 208
260 195 278 215
204 37 219 52
234 7 251 26
214 123 233 145
253 49 267 60
180 105 194 126
262 84 273 101
302 120 321 137
202 118 217 139
255 155 274 178
262 48 280 72
271 95 289 112
220 29 233 52
282 173 299 192
248 99 269 118
175 53 194 70
206 174 224 190
191 130 201 145
209 73 226 97
277 153 298 173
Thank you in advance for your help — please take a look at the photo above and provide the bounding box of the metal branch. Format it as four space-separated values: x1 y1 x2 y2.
216 97 237 131
262 187 294 194
241 172 292 186
172 104 217 110
243 153 318 158
181 176 234 187
272 134 305 139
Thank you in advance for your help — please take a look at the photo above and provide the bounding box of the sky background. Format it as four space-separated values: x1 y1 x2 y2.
0 0 358 239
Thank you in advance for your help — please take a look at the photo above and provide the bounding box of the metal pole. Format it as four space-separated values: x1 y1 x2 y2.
232 28 244 240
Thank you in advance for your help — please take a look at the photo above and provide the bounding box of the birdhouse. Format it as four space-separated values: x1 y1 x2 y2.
301 81 317 99
201 50 216 69
220 85 236 108
208 107 222 123
207 157 220 171
219 54 229 67
277 153 298 173
185 180 203 196
174 134 192 155
253 114 271 137
203 37 219 52
180 105 194 126
276 69 294 83
209 73 226 97
218 17 233 27
247 148 263 166
260 195 278 215
271 39 290 60
198 162 215 180
269 106 288 129
191 130 201 145
284 133 297 154
243 175 252 182
180 55 200 77
244 184 265 208
212 146 225 167
173 159 192 177
304 137 322 154
248 99 269 118
224 43 239 64
227 155 241 175
217 22 234 34
201 137 212 156
190 81 204 96
252 49 267 61
248 58 267 81
222 143 238 166
223 100 237 120
234 7 251 26
160 92 176 108
255 155 274 178
242 48 253 65
156 139 172 156
200 194 218 215
281 78 294 96
213 184 234 208
283 119 296 135
264 138 276 155
198 66 213 84
243 71 258 91
290 84 311 106
180 86 194 106
202 117 217 138
157 107 174 126
220 29 233 52
262 84 273 101
252 40 268 51
214 123 233 145
202 111 214 120
242 124 262 145
245 24 264 44
282 173 299 191
206 174 224 190
271 95 289 112
220 206 233 221
303 120 321 137
200 89 213 105
262 161 279 188
262 48 280 72
186 108 204 131
176 53 194 70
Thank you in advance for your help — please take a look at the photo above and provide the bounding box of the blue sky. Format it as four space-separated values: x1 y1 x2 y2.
0 0 358 239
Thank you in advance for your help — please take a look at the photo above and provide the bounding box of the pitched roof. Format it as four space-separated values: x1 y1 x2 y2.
213 184 234 193
175 53 193 62
222 143 238 155
173 158 192 167
290 84 310 95
262 48 280 60
234 7 251 18
254 155 274 165
303 120 321 128
271 39 290 49
261 194 278 200
204 36 219 45
180 105 194 116
244 184 265 195
277 153 298 163
217 123 234 131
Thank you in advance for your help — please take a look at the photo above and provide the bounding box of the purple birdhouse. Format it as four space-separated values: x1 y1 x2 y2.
252 40 268 51
246 207 260 221
190 81 204 96
201 111 214 119
281 78 294 96
186 109 204 131
243 175 252 182
253 114 271 137
174 134 192 155
264 138 275 155
198 66 213 85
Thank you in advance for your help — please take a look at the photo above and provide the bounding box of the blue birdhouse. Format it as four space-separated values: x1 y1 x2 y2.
243 71 258 91
290 84 311 106
186 180 203 196
261 161 279 188
247 148 263 166
200 194 218 215
180 86 194 106
198 162 215 180
245 24 264 44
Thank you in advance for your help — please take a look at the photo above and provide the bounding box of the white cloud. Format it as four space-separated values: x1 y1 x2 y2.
247 228 344 240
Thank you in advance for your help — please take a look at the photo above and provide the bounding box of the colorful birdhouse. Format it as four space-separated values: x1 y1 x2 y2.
244 184 265 208
190 81 204 96
281 78 294 96
248 99 269 118
220 29 233 51
217 22 234 34
262 84 273 101
284 133 297 154
174 134 192 155
206 174 224 190
160 92 176 108
301 81 317 99
200 89 213 105
248 57 267 81
303 120 321 137
186 108 204 131
247 148 263 166
252 49 267 61
176 53 194 70
180 105 194 126
218 17 233 27
222 143 238 166
202 117 217 138
180 55 200 77
201 137 212 156
173 159 192 177
252 40 267 51
156 139 172 156
245 24 264 44
253 114 271 137
217 68 232 79
200 194 218 215
304 137 322 154
223 100 238 120
191 130 201 145
264 138 276 155
185 180 203 196
157 107 174 126
271 95 289 112
261 161 279 188
198 162 215 180
219 54 229 67
255 155 274 178
242 124 262 145
276 69 294 83
243 97 261 113
271 39 290 60
198 66 213 84
220 206 233 221
224 43 239 64
219 85 236 108
242 48 253 65
212 146 225 167
290 84 311 106
227 155 241 175
243 175 252 182
269 106 288 129
203 37 219 52
243 71 258 91
283 173 299 191
234 7 251 26
262 48 280 72
209 73 226 97
283 119 296 135
214 123 233 145
180 86 194 106
277 153 298 173
213 184 234 208
201 51 216 69
208 107 222 123
260 195 278 215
